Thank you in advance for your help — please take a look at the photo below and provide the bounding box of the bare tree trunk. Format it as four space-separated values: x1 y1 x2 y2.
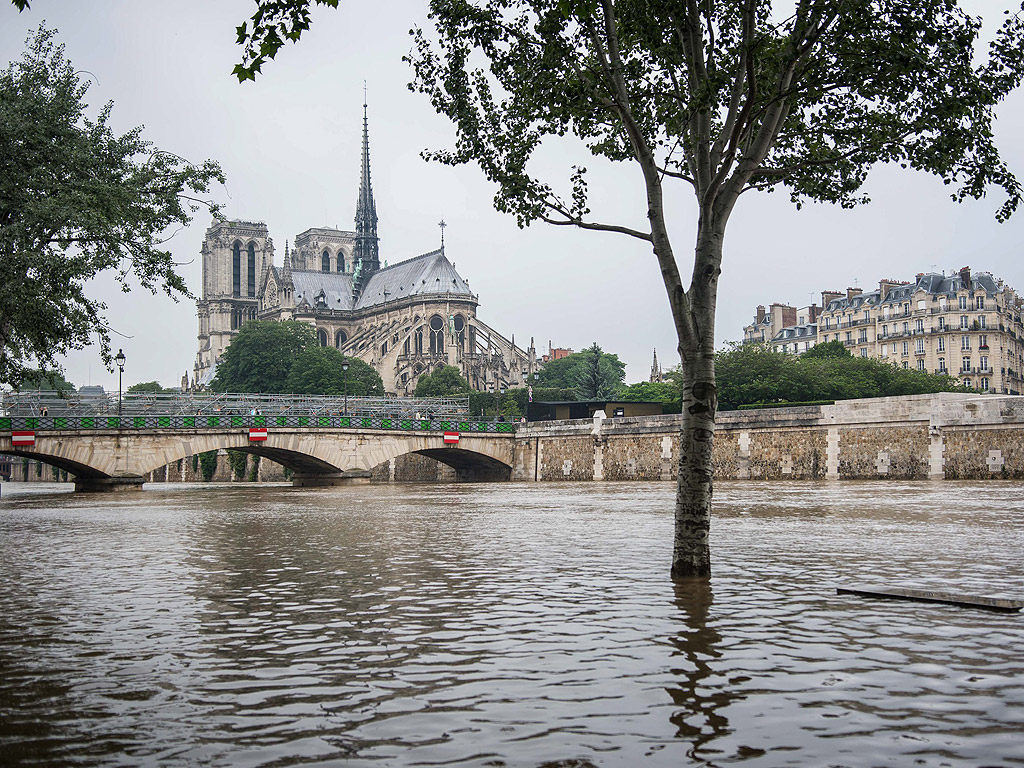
670 224 721 580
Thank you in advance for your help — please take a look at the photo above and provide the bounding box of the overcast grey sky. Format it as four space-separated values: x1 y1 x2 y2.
3 0 1023 391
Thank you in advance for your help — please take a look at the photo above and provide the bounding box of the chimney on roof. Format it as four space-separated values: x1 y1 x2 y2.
959 265 972 289
821 290 842 308
878 279 903 301
756 305 766 322
847 287 863 301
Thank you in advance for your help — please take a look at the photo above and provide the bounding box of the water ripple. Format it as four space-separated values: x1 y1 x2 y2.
1 480 1022 767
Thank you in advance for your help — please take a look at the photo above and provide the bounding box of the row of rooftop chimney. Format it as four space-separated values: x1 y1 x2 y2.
754 267 976 326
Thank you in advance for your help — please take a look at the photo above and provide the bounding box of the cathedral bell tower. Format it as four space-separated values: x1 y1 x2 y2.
352 99 380 300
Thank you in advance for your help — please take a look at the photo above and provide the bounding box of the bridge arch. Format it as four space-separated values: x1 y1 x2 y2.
0 428 515 490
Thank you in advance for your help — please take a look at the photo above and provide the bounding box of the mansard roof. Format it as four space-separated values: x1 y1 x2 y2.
289 248 475 313
824 271 1003 312
356 248 473 309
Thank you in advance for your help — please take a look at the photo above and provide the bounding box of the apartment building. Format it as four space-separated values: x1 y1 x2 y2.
742 267 1024 394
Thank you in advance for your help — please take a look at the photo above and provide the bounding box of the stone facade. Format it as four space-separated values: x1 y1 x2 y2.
514 393 1024 482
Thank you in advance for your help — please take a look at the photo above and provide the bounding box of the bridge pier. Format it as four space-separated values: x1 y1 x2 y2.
74 476 146 493
292 471 372 487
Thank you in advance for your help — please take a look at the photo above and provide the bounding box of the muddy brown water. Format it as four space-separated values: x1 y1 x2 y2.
1 480 1022 767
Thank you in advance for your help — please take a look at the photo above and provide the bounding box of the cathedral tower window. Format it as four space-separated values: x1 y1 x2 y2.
453 315 466 350
322 250 330 272
247 243 256 297
335 330 347 348
317 329 328 347
232 241 241 297
429 315 445 355
415 328 424 355
337 251 345 273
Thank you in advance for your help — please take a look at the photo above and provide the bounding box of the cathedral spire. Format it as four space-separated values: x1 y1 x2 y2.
353 92 380 298
650 348 663 383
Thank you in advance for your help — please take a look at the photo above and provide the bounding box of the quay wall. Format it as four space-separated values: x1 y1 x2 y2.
512 393 1024 482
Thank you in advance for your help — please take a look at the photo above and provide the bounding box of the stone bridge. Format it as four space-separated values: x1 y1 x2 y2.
0 415 515 491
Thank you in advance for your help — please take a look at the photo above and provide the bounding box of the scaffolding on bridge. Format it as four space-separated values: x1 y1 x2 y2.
0 391 471 420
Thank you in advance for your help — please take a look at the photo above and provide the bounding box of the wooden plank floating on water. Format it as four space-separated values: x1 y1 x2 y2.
837 585 1024 613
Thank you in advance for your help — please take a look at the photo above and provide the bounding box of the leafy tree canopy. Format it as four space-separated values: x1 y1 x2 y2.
0 25 224 389
18 368 76 392
211 320 316 393
285 346 384 396
536 344 625 399
802 340 852 360
716 342 964 410
126 381 172 394
414 364 471 397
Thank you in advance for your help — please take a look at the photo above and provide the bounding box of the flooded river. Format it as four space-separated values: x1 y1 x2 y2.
1 480 1022 767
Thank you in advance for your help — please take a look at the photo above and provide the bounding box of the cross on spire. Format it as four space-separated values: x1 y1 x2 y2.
438 219 447 250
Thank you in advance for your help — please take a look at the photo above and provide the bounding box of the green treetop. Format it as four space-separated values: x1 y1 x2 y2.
211 320 317 393
0 25 223 389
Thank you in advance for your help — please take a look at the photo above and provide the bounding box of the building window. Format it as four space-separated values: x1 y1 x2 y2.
981 377 989 391
845 331 852 342
902 341 909 356
317 329 328 347
892 343 897 355
860 348 868 358
917 299 926 310
976 296 985 310
963 378 971 387
938 337 946 352
915 319 923 333
938 317 945 331
961 335 971 350
415 328 424 354
247 243 256 297
915 339 925 354
232 241 241 297
337 251 345 273
429 315 445 354
782 344 788 353
980 356 989 371
382 341 388 356
938 357 946 373
453 315 466 349
335 330 347 348
959 295 968 310
979 315 986 329
881 345 888 357
824 318 831 329
962 356 971 372
917 359 925 371
903 361 909 369
863 311 870 322
322 250 330 272
979 334 988 349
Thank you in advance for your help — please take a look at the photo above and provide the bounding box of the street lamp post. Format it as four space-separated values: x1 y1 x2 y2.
115 349 126 421
341 357 350 417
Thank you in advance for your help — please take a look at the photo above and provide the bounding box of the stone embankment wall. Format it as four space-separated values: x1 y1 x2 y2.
513 393 1024 482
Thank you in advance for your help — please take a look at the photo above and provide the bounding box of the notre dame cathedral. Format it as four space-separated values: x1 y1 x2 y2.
193 104 536 395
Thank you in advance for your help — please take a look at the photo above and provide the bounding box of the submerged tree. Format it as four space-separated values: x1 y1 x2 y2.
0 24 223 389
230 0 1024 580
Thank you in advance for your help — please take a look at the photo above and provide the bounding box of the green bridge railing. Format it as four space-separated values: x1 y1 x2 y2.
0 415 517 434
